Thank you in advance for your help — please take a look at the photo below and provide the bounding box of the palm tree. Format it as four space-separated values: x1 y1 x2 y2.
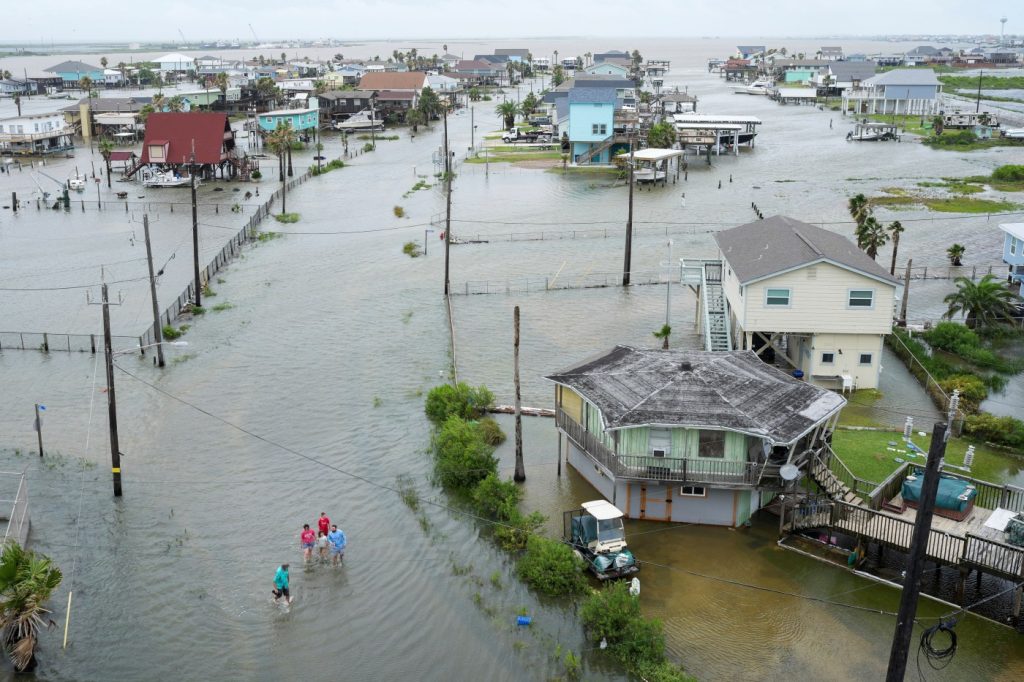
496 100 518 130
848 193 871 229
167 95 184 112
947 243 966 266
857 216 889 260
653 324 671 350
99 139 114 188
215 72 229 108
406 108 425 133
0 542 63 672
13 94 21 117
943 274 1022 329
266 122 295 212
887 220 904 275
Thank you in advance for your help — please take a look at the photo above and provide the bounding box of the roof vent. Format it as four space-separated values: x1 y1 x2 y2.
680 361 693 371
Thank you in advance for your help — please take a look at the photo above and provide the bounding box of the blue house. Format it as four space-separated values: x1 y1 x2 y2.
999 223 1024 285
45 61 104 87
258 98 320 134
568 88 619 164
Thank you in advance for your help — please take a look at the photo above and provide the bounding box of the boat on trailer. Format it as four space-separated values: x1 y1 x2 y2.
335 110 385 133
139 167 196 188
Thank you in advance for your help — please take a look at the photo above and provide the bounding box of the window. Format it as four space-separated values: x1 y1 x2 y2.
353 98 361 105
859 353 873 365
698 430 725 458
651 448 666 458
1012 238 1019 256
848 289 874 308
821 352 835 364
680 485 706 497
765 288 790 306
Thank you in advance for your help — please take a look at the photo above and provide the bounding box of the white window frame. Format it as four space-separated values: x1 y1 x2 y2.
858 352 873 365
1012 237 1019 256
679 485 707 497
764 287 791 307
848 289 875 309
820 351 836 365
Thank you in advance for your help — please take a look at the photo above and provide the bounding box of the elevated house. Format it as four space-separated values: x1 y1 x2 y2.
841 68 942 115
659 91 698 114
686 216 900 391
358 72 427 96
567 86 637 164
451 60 503 84
811 61 877 94
0 78 32 95
770 59 831 83
129 112 245 180
494 48 530 64
817 46 844 61
583 62 630 78
593 50 630 64
548 346 846 525
318 90 377 123
999 223 1024 287
0 112 74 155
258 99 319 136
736 46 766 61
45 61 104 88
155 53 195 75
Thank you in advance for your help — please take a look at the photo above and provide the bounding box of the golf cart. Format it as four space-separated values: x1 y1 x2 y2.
563 500 639 580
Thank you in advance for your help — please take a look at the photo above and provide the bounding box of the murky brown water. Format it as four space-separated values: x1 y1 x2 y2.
2 37 1024 680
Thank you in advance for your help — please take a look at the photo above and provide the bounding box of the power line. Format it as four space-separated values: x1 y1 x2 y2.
0 275 150 292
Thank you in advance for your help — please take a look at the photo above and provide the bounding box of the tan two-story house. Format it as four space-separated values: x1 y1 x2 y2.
714 216 900 390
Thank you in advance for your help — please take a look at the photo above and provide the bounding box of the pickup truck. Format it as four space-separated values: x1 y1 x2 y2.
502 127 553 143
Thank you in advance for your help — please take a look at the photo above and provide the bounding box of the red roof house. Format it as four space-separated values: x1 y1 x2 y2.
134 112 237 176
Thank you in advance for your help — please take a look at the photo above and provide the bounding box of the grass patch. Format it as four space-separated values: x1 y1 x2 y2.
865 114 932 136
201 284 216 298
257 231 282 242
832 428 1018 485
402 240 423 258
923 134 1024 152
466 151 562 164
211 302 234 312
869 193 1021 213
837 389 885 428
162 325 184 340
940 75 1024 90
357 134 399 141
274 212 300 223
189 305 206 315
916 180 984 194
402 179 433 198
310 159 345 176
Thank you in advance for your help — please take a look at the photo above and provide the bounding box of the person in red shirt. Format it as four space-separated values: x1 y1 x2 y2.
318 512 331 536
300 524 316 563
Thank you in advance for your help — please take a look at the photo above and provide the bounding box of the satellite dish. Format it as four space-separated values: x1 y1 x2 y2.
779 464 800 481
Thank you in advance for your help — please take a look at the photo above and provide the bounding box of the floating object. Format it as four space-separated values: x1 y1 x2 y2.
887 441 897 447
895 457 905 463
599 637 608 650
516 615 531 627
629 577 641 596
918 431 927 437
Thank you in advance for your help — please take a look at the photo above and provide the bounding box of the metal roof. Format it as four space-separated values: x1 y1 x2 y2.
672 114 761 125
714 215 900 286
827 61 878 80
358 72 427 90
46 60 102 73
568 87 616 104
581 500 624 520
1000 223 1024 241
863 69 940 87
139 112 231 166
546 346 846 444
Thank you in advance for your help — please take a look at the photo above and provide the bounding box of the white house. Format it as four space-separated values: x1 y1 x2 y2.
155 53 195 74
426 74 459 92
103 69 125 86
842 68 942 115
811 61 877 92
710 216 900 391
0 111 74 155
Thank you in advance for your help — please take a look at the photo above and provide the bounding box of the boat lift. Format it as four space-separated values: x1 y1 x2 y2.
846 122 900 142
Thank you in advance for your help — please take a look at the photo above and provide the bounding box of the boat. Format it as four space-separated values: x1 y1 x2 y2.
68 175 86 192
731 79 773 95
139 167 196 188
334 110 384 133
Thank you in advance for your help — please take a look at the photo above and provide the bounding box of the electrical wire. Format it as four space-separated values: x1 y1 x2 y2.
0 275 150 292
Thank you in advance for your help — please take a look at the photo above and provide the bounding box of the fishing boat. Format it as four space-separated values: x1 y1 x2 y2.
334 110 384 133
139 167 195 188
731 79 773 95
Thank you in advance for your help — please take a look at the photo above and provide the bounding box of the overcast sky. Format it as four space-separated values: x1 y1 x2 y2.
2 0 1018 43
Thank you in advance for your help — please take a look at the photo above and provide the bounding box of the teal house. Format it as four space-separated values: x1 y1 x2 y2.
783 69 817 84
258 98 320 133
568 88 621 164
46 61 104 87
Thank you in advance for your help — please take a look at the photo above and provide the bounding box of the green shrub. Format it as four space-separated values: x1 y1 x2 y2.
402 241 422 258
992 164 1024 182
925 321 979 351
478 417 506 445
250 170 262 180
938 374 988 409
516 535 587 596
162 325 183 340
929 130 978 146
362 142 374 153
310 159 345 176
424 383 494 423
274 212 300 223
494 509 545 551
433 416 497 490
471 473 522 520
965 413 1024 449
393 205 405 218
581 582 670 671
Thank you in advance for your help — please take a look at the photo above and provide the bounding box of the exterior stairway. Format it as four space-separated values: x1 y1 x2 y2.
700 262 732 351
809 452 865 506
575 133 630 165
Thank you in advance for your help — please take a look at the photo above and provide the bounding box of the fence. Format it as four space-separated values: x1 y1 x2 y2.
452 270 667 296
0 471 30 547
884 332 964 435
3 169 314 355
898 263 1007 282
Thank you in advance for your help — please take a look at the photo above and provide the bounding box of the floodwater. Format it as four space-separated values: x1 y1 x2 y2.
2 38 1024 680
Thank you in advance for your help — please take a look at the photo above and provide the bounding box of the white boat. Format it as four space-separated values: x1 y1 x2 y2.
139 167 196 188
731 79 773 95
68 176 86 192
334 110 385 133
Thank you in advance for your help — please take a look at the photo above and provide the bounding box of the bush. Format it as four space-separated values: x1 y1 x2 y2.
581 582 669 671
402 241 422 258
250 170 262 180
478 417 506 445
393 205 405 218
938 374 988 411
274 212 300 223
310 159 345 176
494 509 545 551
992 164 1024 182
965 413 1024 449
929 130 978 146
433 415 497 490
362 142 374 153
471 473 521 520
425 383 495 423
162 325 183 340
925 321 979 352
516 535 587 596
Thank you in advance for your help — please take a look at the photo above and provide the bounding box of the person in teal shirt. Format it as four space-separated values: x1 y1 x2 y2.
328 525 347 566
272 563 291 604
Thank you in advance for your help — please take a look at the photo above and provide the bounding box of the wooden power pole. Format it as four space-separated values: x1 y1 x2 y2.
443 107 452 296
898 259 912 327
885 420 949 681
191 160 201 308
513 306 525 482
34 403 44 457
100 283 124 497
622 138 635 286
143 215 165 368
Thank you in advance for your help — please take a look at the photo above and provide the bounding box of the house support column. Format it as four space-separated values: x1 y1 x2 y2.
1012 584 1023 623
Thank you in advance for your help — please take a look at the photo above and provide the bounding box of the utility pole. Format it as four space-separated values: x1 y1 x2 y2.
470 106 475 148
976 69 983 114
143 215 165 367
443 107 452 295
191 157 201 308
898 258 912 327
100 283 123 497
885 420 949 681
34 403 45 457
370 96 377 150
513 306 525 482
622 135 635 286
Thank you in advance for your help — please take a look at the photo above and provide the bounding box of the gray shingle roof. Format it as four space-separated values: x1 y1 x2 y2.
863 68 939 87
828 61 877 81
546 346 845 443
568 87 617 104
46 60 102 74
714 215 900 285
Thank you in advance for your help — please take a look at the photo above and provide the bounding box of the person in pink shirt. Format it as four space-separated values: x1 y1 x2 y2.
300 523 316 563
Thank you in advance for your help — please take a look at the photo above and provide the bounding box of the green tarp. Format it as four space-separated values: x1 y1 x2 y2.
901 470 976 513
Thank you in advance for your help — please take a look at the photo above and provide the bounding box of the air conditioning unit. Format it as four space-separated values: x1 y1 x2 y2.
652 448 666 458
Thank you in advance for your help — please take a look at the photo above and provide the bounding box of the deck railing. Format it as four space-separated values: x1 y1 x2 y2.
0 471 29 548
555 409 765 487
821 445 878 499
867 462 912 510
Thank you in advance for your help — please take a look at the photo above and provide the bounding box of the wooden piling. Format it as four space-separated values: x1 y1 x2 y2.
513 306 525 482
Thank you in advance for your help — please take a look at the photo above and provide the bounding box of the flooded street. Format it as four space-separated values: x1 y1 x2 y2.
2 37 1024 680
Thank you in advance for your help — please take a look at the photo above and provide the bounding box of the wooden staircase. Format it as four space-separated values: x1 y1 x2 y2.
809 453 865 507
